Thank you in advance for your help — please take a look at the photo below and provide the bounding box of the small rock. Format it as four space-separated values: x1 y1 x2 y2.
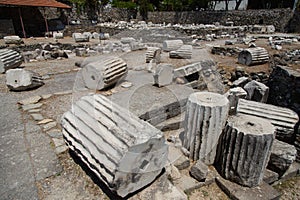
166 164 181 180
190 160 208 182
41 94 52 99
121 82 133 88
31 113 44 121
267 139 297 176
18 96 41 105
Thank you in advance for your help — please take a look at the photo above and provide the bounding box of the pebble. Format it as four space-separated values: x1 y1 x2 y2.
28 109 41 113
55 145 68 154
47 129 62 138
52 138 65 147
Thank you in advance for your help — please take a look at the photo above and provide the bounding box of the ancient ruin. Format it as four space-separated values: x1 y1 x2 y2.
1 0 300 199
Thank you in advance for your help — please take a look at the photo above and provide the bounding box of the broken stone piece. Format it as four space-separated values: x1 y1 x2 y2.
162 40 183 52
18 96 42 105
145 47 161 63
6 69 44 91
169 45 192 59
81 57 128 90
224 87 247 115
267 139 297 176
4 35 22 44
183 92 229 164
215 114 275 187
190 160 208 182
237 99 299 144
72 33 89 42
243 80 269 103
31 113 44 121
238 47 269 66
153 64 173 87
61 94 168 197
0 49 23 73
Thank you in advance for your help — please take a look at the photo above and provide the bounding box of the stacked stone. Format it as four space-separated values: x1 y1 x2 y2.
215 114 275 187
145 47 161 63
0 49 22 73
183 92 229 164
238 47 269 66
61 94 168 197
237 99 299 144
6 69 44 91
162 40 183 52
81 57 128 90
169 45 192 59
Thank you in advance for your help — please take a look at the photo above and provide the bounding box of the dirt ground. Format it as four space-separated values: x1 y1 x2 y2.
1 31 300 199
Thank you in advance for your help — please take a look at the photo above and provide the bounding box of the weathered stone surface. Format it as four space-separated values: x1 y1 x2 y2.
267 139 297 176
215 114 275 187
120 37 136 44
225 87 247 115
18 96 41 105
198 60 225 94
82 56 128 90
243 80 269 103
267 65 300 161
6 69 44 91
237 99 299 144
22 103 43 111
168 145 190 170
183 92 229 164
4 35 22 44
53 32 63 39
30 114 44 121
0 49 23 73
43 121 57 131
61 94 168 197
162 40 183 52
216 176 281 200
279 162 300 181
263 169 279 184
238 47 269 66
145 47 161 63
190 160 208 181
153 64 173 87
232 77 249 87
72 33 89 42
132 173 187 200
169 45 192 59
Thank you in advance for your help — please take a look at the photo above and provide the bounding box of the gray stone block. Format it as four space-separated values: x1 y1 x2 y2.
267 139 297 176
190 160 208 181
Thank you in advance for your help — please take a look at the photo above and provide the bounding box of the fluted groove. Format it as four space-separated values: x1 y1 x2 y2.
82 57 128 90
61 94 168 197
183 92 229 164
215 114 275 187
0 49 22 73
238 47 269 66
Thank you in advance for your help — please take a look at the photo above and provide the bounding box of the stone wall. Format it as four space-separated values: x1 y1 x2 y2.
144 9 293 32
